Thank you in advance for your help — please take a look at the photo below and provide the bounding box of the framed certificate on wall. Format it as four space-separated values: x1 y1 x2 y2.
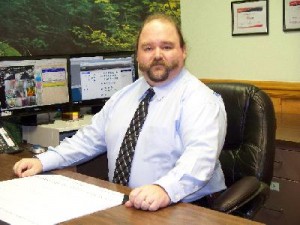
231 0 269 36
283 0 300 31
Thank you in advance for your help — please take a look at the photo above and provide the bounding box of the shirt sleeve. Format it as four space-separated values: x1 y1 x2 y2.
154 93 227 203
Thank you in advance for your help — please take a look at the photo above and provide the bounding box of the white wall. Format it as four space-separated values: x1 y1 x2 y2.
180 0 300 82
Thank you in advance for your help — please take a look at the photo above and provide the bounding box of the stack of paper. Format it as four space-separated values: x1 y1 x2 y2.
0 174 124 225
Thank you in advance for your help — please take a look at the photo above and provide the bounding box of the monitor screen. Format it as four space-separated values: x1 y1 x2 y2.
0 56 70 118
70 52 137 108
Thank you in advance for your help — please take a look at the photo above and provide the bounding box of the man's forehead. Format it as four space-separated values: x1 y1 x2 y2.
139 20 179 41
140 40 174 46
143 19 174 31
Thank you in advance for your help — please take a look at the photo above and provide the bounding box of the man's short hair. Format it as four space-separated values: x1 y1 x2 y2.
136 13 185 50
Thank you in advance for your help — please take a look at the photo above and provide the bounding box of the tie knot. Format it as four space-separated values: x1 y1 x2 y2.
144 88 155 102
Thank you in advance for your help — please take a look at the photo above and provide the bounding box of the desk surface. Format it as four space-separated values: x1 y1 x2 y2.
38 114 93 132
0 152 264 225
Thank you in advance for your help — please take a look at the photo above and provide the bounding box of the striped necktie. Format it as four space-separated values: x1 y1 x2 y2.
113 88 155 185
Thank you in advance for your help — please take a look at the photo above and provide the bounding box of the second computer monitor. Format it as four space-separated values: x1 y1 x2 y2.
70 52 138 109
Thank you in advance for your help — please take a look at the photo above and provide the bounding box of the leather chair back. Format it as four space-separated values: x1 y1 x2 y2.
207 82 276 188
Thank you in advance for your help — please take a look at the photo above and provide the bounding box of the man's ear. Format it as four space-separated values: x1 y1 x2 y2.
182 45 187 60
135 51 140 64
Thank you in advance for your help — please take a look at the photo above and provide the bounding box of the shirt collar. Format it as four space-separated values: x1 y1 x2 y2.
138 68 186 101
149 68 186 101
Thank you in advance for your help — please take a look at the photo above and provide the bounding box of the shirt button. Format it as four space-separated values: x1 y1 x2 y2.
175 194 180 201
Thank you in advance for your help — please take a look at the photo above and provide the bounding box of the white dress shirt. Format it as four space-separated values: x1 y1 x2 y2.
38 68 227 203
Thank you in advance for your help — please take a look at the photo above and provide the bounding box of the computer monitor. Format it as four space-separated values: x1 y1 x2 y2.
69 51 138 112
0 56 70 120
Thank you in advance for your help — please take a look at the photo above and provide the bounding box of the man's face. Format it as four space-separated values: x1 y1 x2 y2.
136 19 186 86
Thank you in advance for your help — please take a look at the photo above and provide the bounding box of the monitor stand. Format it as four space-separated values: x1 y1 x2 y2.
91 105 103 114
20 114 55 126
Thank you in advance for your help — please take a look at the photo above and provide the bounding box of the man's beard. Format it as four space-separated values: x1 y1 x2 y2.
139 59 179 83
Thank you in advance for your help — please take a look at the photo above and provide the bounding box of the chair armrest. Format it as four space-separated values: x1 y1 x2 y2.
211 176 264 213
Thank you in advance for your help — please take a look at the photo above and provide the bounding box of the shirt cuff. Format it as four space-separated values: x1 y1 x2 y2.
36 148 64 172
154 175 201 203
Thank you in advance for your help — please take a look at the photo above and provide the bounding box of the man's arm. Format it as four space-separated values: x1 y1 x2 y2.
154 94 227 204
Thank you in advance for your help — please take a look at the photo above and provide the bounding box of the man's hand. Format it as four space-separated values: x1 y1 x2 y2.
13 158 43 178
125 184 171 211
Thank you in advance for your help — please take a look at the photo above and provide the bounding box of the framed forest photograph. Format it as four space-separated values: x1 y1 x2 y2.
0 0 181 57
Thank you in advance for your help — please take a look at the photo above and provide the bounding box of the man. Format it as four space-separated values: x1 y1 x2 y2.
13 13 227 211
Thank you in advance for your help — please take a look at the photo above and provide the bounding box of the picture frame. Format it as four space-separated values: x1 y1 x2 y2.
283 0 300 31
231 0 269 36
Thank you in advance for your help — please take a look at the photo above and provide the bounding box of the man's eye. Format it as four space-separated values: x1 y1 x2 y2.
163 46 172 50
144 47 152 51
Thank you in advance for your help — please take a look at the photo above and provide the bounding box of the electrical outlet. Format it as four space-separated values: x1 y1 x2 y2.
270 181 280 192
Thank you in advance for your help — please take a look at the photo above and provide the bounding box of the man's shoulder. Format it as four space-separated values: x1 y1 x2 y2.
179 70 211 94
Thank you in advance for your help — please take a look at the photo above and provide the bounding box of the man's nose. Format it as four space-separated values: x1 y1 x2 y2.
154 48 163 59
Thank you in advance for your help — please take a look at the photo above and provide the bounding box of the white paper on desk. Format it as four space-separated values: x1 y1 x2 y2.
0 174 124 225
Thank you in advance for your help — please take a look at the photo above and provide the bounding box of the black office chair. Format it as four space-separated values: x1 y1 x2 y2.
205 82 276 219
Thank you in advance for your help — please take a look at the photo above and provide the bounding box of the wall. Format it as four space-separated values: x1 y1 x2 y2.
180 0 300 82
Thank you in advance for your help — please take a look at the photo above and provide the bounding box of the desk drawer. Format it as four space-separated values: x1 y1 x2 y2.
273 148 300 181
262 177 300 225
255 207 288 225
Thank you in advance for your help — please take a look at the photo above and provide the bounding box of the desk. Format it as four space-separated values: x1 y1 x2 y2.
0 152 264 225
